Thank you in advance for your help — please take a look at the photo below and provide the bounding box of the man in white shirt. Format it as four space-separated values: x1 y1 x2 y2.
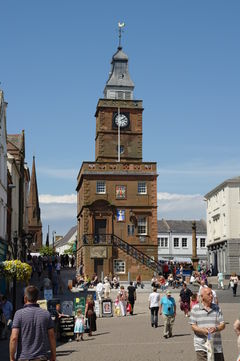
208 283 218 305
148 287 160 328
198 280 207 298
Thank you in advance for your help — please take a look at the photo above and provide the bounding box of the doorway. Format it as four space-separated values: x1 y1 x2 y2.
94 219 106 243
94 259 104 280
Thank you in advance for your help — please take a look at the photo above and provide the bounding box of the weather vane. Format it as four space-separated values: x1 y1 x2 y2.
118 22 125 48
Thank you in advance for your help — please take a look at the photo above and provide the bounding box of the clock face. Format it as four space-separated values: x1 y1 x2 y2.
114 113 129 128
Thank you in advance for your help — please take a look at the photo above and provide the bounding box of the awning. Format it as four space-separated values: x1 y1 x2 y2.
173 257 192 263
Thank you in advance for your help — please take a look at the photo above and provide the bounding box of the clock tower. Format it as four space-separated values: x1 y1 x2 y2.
95 45 142 163
77 31 158 281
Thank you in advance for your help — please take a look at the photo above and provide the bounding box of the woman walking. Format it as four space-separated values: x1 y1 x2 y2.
85 295 96 336
230 272 239 297
118 285 128 316
179 282 192 317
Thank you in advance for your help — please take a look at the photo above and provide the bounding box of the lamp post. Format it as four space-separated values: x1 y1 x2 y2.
191 221 199 271
12 231 18 315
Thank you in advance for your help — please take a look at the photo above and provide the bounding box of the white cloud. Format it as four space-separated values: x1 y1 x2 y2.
40 203 76 221
39 194 77 204
158 159 240 177
157 192 206 220
38 167 78 180
39 191 206 236
158 192 202 201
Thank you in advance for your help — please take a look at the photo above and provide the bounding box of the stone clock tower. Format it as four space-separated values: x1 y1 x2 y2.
77 37 158 281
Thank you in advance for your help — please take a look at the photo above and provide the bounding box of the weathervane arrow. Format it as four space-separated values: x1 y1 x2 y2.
118 21 125 48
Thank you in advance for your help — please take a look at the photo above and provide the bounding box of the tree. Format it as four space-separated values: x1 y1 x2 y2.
39 246 55 256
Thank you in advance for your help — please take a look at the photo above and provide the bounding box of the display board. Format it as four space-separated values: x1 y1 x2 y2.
102 299 113 317
44 289 53 301
61 301 73 316
59 316 74 340
74 296 85 315
47 298 61 317
37 299 47 310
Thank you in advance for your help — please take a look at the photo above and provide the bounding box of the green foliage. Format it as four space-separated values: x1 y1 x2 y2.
64 243 74 255
0 260 32 281
39 246 55 256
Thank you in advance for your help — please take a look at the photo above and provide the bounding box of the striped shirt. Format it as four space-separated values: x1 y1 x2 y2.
189 303 224 353
12 303 54 360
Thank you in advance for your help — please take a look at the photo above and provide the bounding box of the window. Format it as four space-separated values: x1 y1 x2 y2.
138 182 147 194
128 225 134 236
182 238 187 248
117 91 124 100
137 217 147 235
96 181 106 194
173 238 179 248
200 238 206 248
158 237 168 248
113 259 125 274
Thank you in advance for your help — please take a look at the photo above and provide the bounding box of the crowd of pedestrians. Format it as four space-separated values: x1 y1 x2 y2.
146 262 240 360
3 257 240 361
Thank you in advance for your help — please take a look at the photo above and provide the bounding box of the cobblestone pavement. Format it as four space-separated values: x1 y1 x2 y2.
2 270 240 361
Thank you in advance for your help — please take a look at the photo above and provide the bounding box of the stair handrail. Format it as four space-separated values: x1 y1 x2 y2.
82 233 161 273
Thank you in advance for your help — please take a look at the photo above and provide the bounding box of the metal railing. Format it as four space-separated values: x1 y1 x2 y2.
82 233 161 273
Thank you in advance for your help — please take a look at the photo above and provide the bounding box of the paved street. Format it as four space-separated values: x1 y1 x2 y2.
2 270 240 361
53 287 239 361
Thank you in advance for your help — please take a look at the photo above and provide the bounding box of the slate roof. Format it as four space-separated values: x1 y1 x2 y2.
104 46 134 90
7 134 23 151
158 219 206 234
55 225 77 248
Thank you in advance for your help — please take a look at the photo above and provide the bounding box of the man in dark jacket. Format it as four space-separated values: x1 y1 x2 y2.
127 281 136 315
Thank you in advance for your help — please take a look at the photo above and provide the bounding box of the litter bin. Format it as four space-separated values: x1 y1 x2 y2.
102 298 113 317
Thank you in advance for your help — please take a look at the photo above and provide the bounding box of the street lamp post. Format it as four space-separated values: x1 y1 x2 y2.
12 231 18 315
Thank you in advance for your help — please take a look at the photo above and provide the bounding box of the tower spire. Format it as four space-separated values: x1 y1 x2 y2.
27 156 42 250
118 22 125 49
104 23 134 100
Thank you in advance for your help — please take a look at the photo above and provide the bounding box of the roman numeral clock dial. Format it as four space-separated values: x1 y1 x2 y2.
114 113 129 128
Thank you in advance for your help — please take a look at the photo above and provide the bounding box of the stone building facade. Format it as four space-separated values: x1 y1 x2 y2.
157 219 207 262
76 44 158 281
0 90 8 292
205 176 240 276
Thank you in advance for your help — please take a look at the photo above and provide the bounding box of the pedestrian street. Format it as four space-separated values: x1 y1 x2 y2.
54 288 239 361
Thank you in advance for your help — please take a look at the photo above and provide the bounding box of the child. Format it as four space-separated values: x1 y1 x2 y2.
190 293 198 310
74 309 84 341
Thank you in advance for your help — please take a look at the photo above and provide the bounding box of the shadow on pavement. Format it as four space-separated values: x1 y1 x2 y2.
56 350 76 357
172 333 191 337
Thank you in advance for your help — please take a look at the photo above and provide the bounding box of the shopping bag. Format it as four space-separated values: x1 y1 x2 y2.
114 306 121 317
205 333 214 361
126 303 132 313
84 318 90 333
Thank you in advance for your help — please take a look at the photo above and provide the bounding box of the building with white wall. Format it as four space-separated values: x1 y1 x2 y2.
0 90 8 266
158 219 207 262
55 226 77 255
205 176 240 275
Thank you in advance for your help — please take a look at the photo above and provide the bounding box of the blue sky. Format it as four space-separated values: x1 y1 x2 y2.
1 1 240 239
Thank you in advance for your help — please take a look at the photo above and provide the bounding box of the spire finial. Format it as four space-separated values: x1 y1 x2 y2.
118 22 125 48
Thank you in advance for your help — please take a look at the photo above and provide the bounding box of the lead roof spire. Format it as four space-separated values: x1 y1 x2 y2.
103 22 135 100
